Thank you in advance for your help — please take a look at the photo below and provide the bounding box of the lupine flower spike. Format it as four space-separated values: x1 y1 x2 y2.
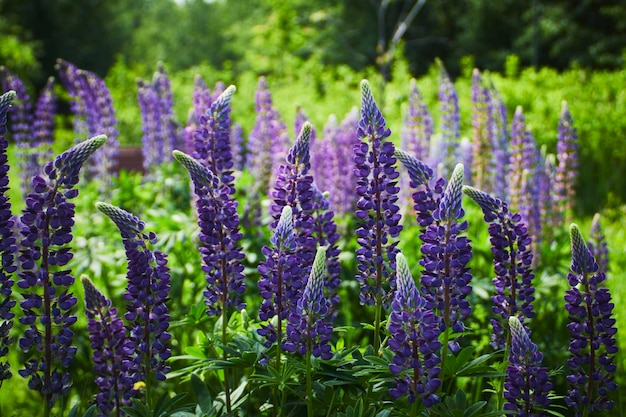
505 316 552 416
95 202 172 399
587 213 608 275
555 101 578 223
388 251 441 407
462 186 535 349
565 224 617 414
82 276 135 417
0 91 17 385
18 135 106 410
354 79 402 352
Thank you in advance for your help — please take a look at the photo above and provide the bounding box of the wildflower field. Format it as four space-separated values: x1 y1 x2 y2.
0 58 624 417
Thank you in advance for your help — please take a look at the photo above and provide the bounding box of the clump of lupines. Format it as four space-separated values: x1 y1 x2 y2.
505 316 552 416
82 276 135 417
0 91 17 385
388 252 441 406
434 63 460 175
462 186 535 349
270 122 316 273
284 246 333 359
95 202 172 387
419 164 472 344
137 63 181 173
247 76 290 198
555 101 578 223
173 150 246 317
587 213 608 274
257 205 302 352
353 79 402 351
564 224 617 414
18 135 106 409
191 85 236 190
311 108 359 218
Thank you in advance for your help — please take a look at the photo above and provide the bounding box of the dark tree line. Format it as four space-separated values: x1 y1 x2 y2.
1 0 625 88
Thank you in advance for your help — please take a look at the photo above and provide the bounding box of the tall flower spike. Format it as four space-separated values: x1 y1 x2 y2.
420 164 472 340
96 202 172 385
555 101 578 223
504 316 552 416
0 91 17 385
284 246 333 359
588 213 609 275
173 150 246 317
354 79 402 352
435 63 460 176
470 69 492 192
565 224 617 414
388 252 441 406
32 77 56 173
82 276 135 417
257 205 302 350
463 185 535 349
18 135 106 409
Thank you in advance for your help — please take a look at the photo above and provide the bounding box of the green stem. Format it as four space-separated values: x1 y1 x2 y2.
222 311 232 414
306 332 313 417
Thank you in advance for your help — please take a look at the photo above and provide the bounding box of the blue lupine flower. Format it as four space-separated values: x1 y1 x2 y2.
388 252 441 406
462 185 536 349
504 316 552 416
18 135 106 408
82 276 135 417
0 91 17 384
565 224 617 414
173 150 246 317
96 202 172 383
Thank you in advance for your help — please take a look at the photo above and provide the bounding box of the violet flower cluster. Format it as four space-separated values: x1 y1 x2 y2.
257 206 303 349
564 224 617 414
82 276 135 417
192 85 237 191
173 150 246 317
419 164 472 338
284 246 333 360
588 213 608 274
18 135 106 408
95 202 172 383
137 63 181 173
555 101 578 222
353 79 402 308
435 64 460 176
0 91 17 384
487 84 509 201
388 252 441 406
470 68 491 191
504 316 552 416
462 186 535 349
311 108 359 218
32 77 56 170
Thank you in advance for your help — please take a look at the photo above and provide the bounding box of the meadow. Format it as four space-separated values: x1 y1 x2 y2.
0 56 624 417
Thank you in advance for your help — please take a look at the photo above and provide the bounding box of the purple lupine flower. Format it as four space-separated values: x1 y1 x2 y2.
56 60 89 139
173 150 246 317
463 185 535 349
183 75 212 155
0 67 39 183
488 84 509 200
388 251 441 406
294 106 316 146
270 122 316 283
153 63 182 154
470 69 491 191
247 76 290 198
211 81 226 103
231 122 245 171
0 91 17 385
311 108 360 218
32 77 56 172
95 202 172 383
420 164 472 339
459 137 473 184
193 85 236 191
504 316 552 416
257 206 302 349
565 224 617 414
588 213 609 275
137 78 161 172
435 64 460 176
354 80 402 311
82 276 135 417
310 186 341 313
284 246 333 360
539 152 558 244
18 135 106 408
555 101 578 223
